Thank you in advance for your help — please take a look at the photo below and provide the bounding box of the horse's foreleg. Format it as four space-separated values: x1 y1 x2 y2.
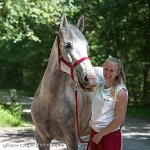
64 133 78 150
35 129 51 150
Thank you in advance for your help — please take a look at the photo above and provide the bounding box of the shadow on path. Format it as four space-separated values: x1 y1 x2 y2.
0 116 150 150
0 93 150 150
122 117 150 150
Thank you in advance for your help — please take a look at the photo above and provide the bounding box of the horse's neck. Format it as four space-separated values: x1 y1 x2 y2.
47 37 58 71
41 37 72 91
42 37 59 80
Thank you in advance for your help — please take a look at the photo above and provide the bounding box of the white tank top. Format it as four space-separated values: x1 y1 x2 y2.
90 67 128 132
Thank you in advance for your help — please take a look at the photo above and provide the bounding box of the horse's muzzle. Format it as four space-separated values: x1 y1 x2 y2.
78 77 97 92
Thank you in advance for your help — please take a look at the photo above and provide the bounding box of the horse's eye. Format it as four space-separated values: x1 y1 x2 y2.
64 42 72 49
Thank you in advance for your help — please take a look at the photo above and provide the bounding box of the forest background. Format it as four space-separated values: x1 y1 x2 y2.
0 0 149 107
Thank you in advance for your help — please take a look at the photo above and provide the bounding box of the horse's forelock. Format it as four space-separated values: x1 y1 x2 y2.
62 24 87 44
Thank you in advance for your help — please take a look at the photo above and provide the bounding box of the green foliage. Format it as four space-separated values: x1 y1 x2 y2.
0 102 24 127
0 105 22 126
0 0 79 91
0 89 26 126
127 106 150 119
76 0 150 104
10 89 23 120
0 0 78 42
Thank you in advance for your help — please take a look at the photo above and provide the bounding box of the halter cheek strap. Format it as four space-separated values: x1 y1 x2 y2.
57 35 89 80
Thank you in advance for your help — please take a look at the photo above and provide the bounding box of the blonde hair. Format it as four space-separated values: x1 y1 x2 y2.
103 57 126 101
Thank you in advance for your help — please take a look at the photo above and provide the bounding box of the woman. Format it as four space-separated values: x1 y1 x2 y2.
89 57 128 150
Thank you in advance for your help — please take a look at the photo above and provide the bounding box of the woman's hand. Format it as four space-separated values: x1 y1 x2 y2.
92 132 103 144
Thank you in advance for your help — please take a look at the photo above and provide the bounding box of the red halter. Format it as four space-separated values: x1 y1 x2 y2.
57 35 90 145
57 35 89 80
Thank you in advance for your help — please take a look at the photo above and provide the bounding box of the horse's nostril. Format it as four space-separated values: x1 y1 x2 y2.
84 75 89 82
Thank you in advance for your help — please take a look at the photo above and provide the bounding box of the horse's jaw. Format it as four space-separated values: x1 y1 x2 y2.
78 81 95 92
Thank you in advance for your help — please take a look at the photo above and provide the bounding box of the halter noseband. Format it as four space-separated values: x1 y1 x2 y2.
57 35 89 80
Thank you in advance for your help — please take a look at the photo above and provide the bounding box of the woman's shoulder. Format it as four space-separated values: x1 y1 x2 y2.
116 83 128 95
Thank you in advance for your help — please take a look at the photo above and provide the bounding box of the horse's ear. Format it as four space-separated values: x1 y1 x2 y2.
77 15 84 32
60 14 68 31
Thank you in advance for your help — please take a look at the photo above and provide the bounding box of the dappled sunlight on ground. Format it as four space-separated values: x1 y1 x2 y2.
0 117 150 150
0 93 150 150
122 117 150 150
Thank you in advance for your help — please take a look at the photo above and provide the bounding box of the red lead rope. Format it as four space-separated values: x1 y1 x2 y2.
74 82 90 150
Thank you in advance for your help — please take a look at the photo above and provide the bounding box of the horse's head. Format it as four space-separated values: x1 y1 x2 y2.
57 14 97 92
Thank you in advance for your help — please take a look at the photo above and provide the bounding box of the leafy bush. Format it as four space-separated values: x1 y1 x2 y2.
0 105 24 126
0 89 26 126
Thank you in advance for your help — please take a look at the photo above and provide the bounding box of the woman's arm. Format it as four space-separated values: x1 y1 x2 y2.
92 88 128 144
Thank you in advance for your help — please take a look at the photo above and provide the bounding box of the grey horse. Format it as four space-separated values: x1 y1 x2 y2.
31 14 97 150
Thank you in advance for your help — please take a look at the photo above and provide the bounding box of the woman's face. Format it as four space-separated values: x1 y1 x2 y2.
103 61 119 82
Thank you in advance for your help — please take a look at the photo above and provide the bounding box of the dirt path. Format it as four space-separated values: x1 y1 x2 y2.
122 117 150 150
0 93 150 149
0 116 150 150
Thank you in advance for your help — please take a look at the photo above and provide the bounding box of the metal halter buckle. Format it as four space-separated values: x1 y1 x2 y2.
74 81 78 91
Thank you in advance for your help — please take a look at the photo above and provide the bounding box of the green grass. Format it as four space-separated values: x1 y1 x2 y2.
127 106 150 120
0 105 23 126
0 105 32 127
0 88 33 127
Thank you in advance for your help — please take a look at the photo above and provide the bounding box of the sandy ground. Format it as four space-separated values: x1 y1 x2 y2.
0 93 150 150
0 116 150 150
